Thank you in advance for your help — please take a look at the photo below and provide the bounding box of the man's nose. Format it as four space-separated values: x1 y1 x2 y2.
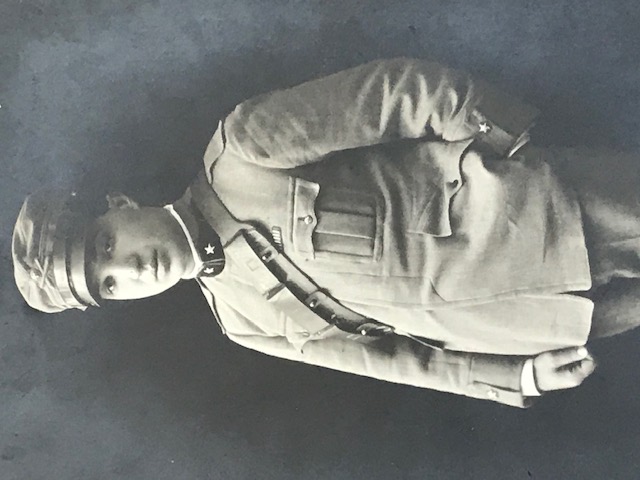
105 255 145 280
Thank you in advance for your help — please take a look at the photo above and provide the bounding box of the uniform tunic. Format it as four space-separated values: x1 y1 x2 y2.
181 58 596 407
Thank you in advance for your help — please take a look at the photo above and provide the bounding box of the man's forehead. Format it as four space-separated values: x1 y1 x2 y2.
83 218 104 301
92 206 133 227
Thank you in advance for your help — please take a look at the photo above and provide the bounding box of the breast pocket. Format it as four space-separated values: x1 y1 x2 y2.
289 177 383 263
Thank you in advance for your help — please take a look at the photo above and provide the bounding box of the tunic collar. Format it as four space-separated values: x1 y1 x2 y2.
165 192 225 279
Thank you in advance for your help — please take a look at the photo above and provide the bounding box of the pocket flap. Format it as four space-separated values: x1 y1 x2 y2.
291 177 320 259
415 190 453 237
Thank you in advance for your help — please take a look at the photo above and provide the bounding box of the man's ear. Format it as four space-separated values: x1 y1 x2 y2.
105 192 139 210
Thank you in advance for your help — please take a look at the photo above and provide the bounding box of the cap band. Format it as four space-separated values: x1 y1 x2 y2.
68 226 99 308
48 203 99 310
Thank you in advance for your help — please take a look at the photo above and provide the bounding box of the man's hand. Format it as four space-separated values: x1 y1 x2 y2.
533 346 596 392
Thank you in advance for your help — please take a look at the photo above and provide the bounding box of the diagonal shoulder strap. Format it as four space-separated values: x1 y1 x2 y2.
189 169 444 349
190 171 385 336
189 170 253 246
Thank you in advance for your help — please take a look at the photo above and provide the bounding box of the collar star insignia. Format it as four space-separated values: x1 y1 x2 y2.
478 122 491 133
203 267 215 274
204 243 216 255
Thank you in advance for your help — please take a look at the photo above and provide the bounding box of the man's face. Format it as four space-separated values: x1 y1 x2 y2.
87 194 194 301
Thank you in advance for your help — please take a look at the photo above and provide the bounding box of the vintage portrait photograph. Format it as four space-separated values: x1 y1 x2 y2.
2 1 640 478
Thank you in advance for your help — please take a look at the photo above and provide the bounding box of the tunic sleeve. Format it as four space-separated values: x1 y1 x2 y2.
199 280 534 408
215 57 539 169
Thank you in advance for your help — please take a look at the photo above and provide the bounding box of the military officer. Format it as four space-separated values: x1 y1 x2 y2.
16 57 640 407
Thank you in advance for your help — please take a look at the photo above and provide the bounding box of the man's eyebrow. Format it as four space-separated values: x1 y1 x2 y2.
83 222 103 299
84 222 100 264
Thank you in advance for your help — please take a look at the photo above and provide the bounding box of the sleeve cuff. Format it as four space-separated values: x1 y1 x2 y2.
521 358 542 397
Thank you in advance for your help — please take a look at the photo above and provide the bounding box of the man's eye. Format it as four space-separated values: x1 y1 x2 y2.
104 276 116 295
104 237 113 255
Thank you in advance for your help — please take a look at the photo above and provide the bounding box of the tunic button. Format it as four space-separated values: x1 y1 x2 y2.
308 299 318 308
301 215 314 225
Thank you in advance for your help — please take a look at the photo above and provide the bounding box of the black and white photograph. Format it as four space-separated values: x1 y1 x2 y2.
3 1 640 478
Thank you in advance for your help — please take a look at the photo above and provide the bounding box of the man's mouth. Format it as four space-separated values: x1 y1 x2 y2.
151 249 159 280
154 249 168 281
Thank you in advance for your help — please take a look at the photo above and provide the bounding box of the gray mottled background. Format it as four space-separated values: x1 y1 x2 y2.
3 1 640 479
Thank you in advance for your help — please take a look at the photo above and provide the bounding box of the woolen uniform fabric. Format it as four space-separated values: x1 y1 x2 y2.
540 146 640 339
184 58 596 407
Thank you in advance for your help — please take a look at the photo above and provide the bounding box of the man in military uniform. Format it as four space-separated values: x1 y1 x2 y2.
13 58 640 407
